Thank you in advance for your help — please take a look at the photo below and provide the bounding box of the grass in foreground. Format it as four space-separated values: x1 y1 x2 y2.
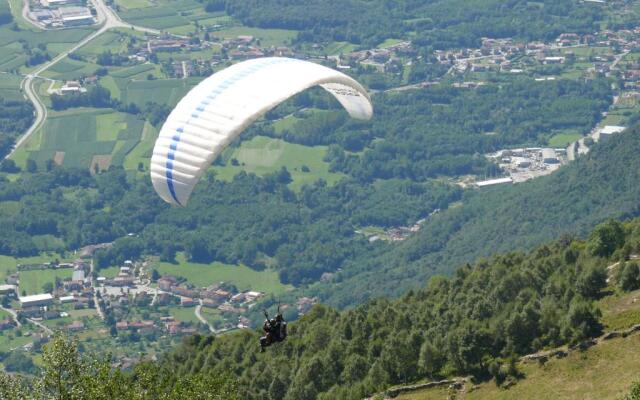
398 323 640 400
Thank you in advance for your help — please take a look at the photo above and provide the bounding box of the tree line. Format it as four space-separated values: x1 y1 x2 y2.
0 97 35 159
214 0 601 50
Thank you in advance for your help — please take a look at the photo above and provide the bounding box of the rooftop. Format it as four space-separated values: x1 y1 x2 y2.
476 177 513 187
19 293 53 303
600 125 626 135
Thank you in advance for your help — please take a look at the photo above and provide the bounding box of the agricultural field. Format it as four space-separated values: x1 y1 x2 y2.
96 266 122 279
118 77 200 107
213 135 345 191
154 252 290 294
318 41 358 55
123 121 158 173
41 57 102 81
117 0 210 34
164 306 201 325
18 268 73 295
213 26 298 47
0 72 24 101
15 108 145 171
0 23 94 74
547 131 582 147
0 253 74 283
116 0 243 35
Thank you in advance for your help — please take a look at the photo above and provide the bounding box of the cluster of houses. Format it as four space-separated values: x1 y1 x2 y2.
334 41 414 73
156 275 264 312
434 28 640 79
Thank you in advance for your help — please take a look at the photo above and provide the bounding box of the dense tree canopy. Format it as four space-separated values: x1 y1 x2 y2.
263 78 612 182
307 123 640 308
0 335 239 400
220 0 602 49
0 97 35 159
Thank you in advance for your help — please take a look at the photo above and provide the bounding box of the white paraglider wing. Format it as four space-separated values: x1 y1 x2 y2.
150 57 373 206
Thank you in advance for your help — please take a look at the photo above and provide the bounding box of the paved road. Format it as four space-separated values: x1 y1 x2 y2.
5 0 161 160
27 317 53 335
195 300 215 333
0 305 22 327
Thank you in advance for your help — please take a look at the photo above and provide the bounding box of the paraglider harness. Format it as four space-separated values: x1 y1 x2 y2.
260 305 287 352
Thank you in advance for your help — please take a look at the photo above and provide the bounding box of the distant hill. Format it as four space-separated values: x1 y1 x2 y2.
310 126 640 308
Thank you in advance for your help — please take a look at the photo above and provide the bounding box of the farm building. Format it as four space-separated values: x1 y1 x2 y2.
58 6 93 26
475 177 513 187
0 284 16 295
19 293 54 308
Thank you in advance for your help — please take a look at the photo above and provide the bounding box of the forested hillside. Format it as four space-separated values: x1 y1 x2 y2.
221 0 602 48
159 218 640 400
310 125 640 307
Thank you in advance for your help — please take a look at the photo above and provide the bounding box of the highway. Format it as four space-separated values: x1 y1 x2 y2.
5 0 160 160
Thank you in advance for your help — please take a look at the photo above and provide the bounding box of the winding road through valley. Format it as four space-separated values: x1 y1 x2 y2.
5 0 160 160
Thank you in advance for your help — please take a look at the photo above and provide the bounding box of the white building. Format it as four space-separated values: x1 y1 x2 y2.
19 293 54 308
0 284 17 295
599 125 625 140
476 177 513 187
59 295 75 303
58 6 94 26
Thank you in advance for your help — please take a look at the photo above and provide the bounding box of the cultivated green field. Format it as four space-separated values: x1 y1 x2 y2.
16 108 145 170
154 253 290 294
0 72 24 101
96 266 121 278
0 23 94 74
213 135 345 191
163 306 201 325
19 268 73 295
116 0 238 34
119 78 200 107
323 42 359 55
0 253 74 283
213 26 298 47
548 131 582 147
123 121 158 172
114 0 153 10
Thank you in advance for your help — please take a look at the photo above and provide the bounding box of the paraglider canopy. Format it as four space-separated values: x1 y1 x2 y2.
150 57 373 206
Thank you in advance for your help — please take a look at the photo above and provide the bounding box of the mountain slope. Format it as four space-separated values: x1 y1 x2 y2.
162 217 640 399
312 126 640 308
396 332 640 400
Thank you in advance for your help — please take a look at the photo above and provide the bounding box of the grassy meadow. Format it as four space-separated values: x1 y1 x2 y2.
213 135 344 191
154 252 290 294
